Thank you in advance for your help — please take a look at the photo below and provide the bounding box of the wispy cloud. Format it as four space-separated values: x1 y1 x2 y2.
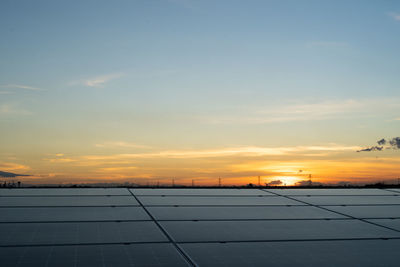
0 162 30 171
146 145 360 158
97 166 137 172
203 98 400 125
0 84 42 91
82 73 124 87
45 144 360 165
388 12 400 21
46 158 77 163
95 142 152 149
0 104 31 115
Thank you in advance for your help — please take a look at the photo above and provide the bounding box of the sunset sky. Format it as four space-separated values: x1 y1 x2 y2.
1 0 400 185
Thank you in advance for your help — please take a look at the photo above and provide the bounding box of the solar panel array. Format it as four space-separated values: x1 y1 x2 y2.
1 188 400 266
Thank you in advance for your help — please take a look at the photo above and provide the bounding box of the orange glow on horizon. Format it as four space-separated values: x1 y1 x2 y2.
267 176 302 186
2 146 400 186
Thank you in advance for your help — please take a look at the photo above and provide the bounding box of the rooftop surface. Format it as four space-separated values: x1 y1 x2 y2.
1 188 400 266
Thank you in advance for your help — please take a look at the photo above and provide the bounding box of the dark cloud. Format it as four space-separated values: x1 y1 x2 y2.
389 137 400 149
357 137 400 152
0 171 30 178
377 138 386 145
357 146 383 152
295 180 323 186
267 180 282 186
335 181 351 186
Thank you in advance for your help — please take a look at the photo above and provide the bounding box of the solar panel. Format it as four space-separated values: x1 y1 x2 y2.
1 187 399 266
0 188 131 196
327 205 400 218
137 196 301 206
147 206 345 220
0 207 150 222
159 219 400 242
267 188 397 196
0 196 139 207
0 243 189 267
291 196 400 205
0 221 168 246
131 188 273 196
366 219 400 231
181 239 400 267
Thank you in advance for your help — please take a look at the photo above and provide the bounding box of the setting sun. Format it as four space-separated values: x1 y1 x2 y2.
267 176 302 186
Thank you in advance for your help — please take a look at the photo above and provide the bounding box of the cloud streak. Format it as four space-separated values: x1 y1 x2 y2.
389 12 400 21
0 104 31 115
95 142 152 149
46 144 361 165
0 162 30 171
204 98 400 125
0 84 42 91
83 73 124 87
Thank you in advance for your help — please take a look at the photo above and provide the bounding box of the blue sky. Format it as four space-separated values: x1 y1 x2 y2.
0 0 399 184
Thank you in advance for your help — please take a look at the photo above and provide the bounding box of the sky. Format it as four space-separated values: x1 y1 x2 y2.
0 0 400 186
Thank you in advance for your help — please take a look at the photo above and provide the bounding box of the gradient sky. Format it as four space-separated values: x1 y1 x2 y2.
1 0 400 185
